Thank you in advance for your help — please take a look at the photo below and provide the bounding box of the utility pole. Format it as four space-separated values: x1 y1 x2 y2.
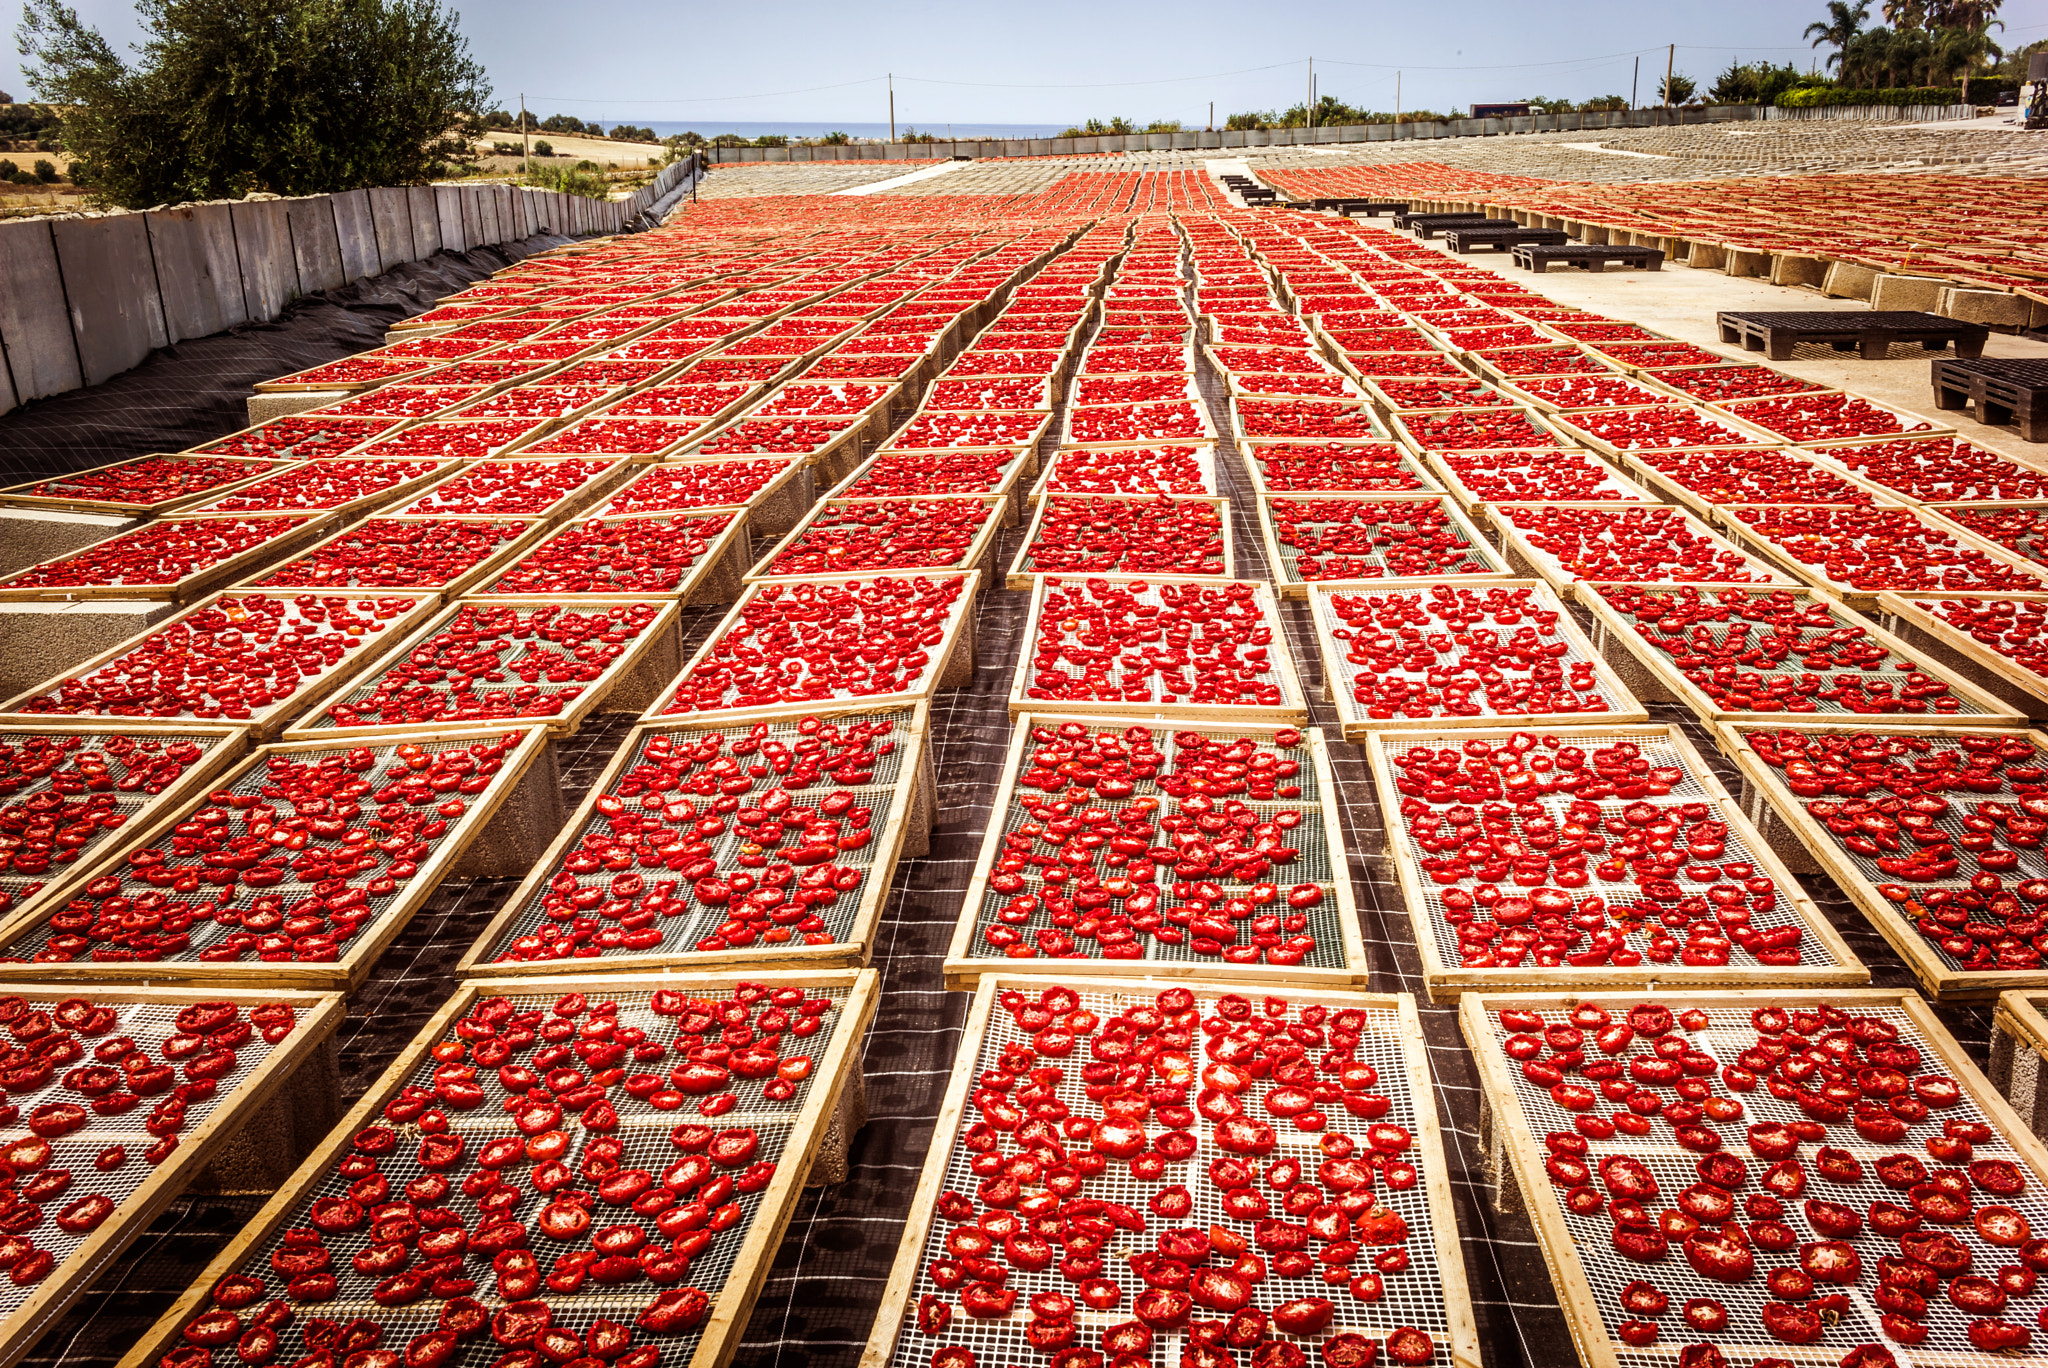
1631 57 1639 108
888 74 896 143
520 93 530 167
1665 44 1675 108
1208 100 1214 132
1307 57 1315 128
1396 72 1401 123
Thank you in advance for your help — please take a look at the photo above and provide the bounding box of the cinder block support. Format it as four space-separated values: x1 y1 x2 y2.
1941 287 2030 329
1821 261 1879 300
0 600 179 698
1725 249 1772 279
1871 275 1946 311
1770 254 1829 288
0 509 140 578
247 390 347 425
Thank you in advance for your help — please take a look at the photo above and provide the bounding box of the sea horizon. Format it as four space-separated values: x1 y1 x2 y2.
617 120 1073 141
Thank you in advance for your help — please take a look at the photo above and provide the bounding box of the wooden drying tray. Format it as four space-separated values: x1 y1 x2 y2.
1713 718 2048 1000
0 724 557 991
1874 590 2048 723
1545 403 1788 463
1429 447 1660 514
231 515 552 602
1487 501 1797 604
0 455 288 519
0 985 343 1368
115 967 879 1368
1575 581 2025 730
0 722 249 938
821 447 1036 529
614 454 815 539
1616 449 1904 526
1361 721 1865 1001
860 975 1479 1368
1006 573 1308 725
1259 492 1512 599
1006 492 1234 591
749 495 1008 589
641 569 981 730
1459 988 2044 1368
282 596 682 743
180 458 463 526
0 591 443 741
0 514 334 605
1239 446 1443 500
469 510 754 608
378 455 643 526
1307 579 1649 743
457 702 932 980
1712 503 2048 613
1230 396 1386 449
943 713 1366 992
1028 443 1221 506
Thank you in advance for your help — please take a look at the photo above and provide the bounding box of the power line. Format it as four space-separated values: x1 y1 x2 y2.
896 60 1304 89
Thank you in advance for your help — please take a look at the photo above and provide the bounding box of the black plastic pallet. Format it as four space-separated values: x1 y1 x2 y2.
1718 309 1989 361
1512 243 1664 273
1396 212 1495 235
1443 225 1570 254
1933 356 2048 442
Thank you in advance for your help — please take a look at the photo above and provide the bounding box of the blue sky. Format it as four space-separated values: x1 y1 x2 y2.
8 0 2043 126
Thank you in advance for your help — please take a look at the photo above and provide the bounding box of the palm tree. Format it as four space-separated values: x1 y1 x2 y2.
1882 0 1927 30
1806 0 1872 71
1932 20 2003 97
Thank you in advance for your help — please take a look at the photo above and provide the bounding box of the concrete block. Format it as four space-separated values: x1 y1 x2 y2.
0 219 80 402
493 186 515 242
409 186 442 257
247 390 347 425
1770 254 1829 288
330 189 377 282
368 188 414 270
472 185 498 245
1941 288 2030 328
451 736 564 878
231 199 299 322
0 340 15 417
2030 298 2048 330
51 213 168 387
147 203 247 344
1726 248 1772 278
0 599 179 699
458 188 482 249
0 508 139 578
435 186 467 253
1870 274 1945 312
1685 242 1728 270
285 196 345 293
1822 260 1878 300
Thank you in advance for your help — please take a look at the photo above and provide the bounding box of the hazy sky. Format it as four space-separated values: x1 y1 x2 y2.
7 0 2045 127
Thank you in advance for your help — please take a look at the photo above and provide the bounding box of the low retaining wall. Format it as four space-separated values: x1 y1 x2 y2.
1765 104 1976 121
0 158 697 415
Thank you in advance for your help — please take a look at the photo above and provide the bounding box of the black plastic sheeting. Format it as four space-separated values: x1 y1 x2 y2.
3 276 2005 1368
0 234 575 486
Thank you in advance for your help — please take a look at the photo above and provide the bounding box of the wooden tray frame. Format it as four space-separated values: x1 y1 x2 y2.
281 596 682 742
1874 590 2048 722
0 722 250 936
183 458 461 524
1006 573 1308 724
1488 502 1797 603
822 447 1037 528
1718 391 1957 445
1459 987 2039 1368
748 494 1008 587
1387 404 1565 458
1239 445 1443 499
0 455 288 519
1576 581 2025 728
472 509 753 606
0 984 343 1368
1617 448 1903 523
457 703 932 980
1259 493 1511 599
1712 503 2048 611
1006 492 1233 590
1365 722 1866 999
0 724 556 991
889 409 1057 459
860 975 1479 1368
942 715 1367 990
600 455 811 536
1309 579 1649 741
1714 718 2048 999
1545 402 1788 461
641 570 981 729
1029 443 1220 504
1230 395 1388 449
115 967 879 1368
378 454 641 525
232 514 551 600
0 591 444 740
0 514 332 604
1423 449 1656 514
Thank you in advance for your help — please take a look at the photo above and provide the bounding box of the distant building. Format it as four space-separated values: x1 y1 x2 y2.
1469 102 1531 119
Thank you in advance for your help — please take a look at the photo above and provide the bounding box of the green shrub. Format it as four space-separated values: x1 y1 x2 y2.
32 158 57 181
533 140 552 156
1777 85 1959 106
0 158 16 180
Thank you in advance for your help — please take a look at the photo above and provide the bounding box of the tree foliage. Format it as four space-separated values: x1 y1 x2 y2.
15 0 488 207
1707 61 1809 104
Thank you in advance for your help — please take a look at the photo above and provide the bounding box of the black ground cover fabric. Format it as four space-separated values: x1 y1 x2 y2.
0 261 1998 1368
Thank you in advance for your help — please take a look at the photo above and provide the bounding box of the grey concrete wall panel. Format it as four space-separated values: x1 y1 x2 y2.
494 186 516 242
0 340 17 416
52 214 169 388
231 198 298 322
0 222 70 403
470 186 495 246
330 190 377 280
284 196 344 293
409 186 442 257
435 186 467 253
368 187 415 270
147 203 246 343
457 188 481 250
